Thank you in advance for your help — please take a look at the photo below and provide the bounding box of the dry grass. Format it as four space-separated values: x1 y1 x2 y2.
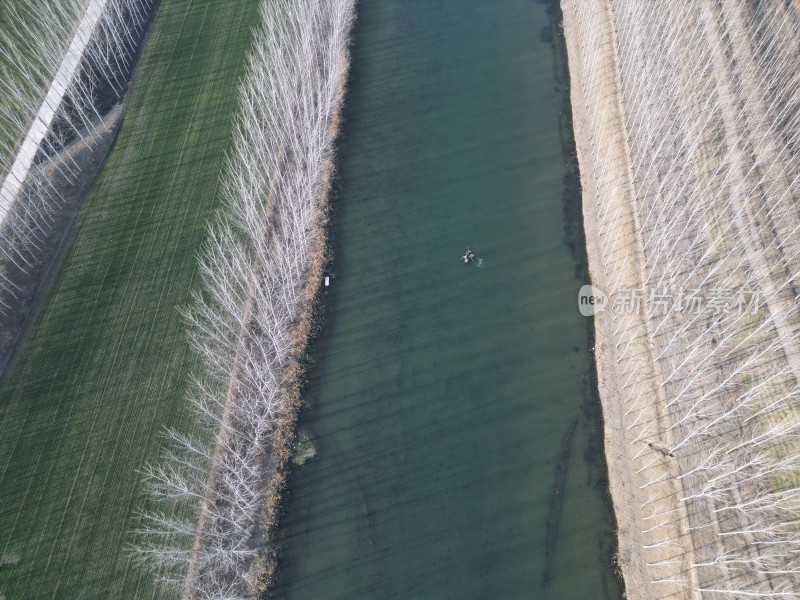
563 0 800 597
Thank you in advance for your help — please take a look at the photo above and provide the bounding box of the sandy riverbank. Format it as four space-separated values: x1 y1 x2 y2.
560 2 682 597
562 0 800 598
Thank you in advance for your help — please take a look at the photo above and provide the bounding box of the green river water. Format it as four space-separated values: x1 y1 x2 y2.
275 1 623 598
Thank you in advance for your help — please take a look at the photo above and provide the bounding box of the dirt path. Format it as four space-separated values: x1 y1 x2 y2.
699 0 800 391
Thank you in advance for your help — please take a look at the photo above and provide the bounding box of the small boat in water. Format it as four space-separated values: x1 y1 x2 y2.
461 248 475 264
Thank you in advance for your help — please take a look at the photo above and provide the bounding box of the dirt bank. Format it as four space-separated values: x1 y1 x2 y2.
562 0 800 598
560 1 696 598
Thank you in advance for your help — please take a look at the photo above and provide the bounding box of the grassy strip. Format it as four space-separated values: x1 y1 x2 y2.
0 0 260 597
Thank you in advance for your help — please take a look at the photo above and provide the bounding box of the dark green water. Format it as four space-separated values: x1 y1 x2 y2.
275 1 623 598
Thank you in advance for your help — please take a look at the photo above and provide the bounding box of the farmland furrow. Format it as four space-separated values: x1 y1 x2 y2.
0 0 260 597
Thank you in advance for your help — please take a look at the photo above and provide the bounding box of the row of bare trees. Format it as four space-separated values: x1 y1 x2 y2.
568 0 800 597
0 0 154 312
133 1 355 598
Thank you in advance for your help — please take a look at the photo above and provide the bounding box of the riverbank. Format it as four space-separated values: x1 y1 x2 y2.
561 3 664 597
562 0 800 597
180 77 349 598
134 2 358 597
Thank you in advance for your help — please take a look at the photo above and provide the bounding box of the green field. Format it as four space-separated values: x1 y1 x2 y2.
0 0 259 597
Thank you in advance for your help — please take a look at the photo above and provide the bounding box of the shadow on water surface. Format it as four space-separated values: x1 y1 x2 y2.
272 0 625 598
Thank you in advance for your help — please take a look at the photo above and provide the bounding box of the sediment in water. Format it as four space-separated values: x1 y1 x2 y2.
542 416 579 587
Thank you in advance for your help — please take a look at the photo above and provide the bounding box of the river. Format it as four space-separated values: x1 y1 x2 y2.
274 1 623 598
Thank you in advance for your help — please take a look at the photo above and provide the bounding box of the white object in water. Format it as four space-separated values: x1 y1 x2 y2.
325 276 330 287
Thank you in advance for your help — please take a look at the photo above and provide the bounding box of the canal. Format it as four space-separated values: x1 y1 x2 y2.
275 1 623 598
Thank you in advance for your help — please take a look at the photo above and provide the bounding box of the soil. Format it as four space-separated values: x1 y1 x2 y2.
561 0 800 598
560 1 698 598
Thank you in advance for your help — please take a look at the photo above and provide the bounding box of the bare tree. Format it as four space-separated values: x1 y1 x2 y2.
567 0 800 597
134 0 356 597
0 0 155 310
